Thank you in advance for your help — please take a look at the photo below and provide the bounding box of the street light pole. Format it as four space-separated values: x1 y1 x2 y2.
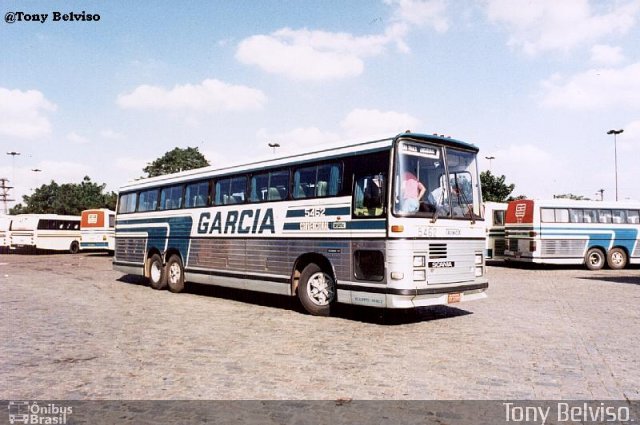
6 151 21 193
267 142 280 155
485 156 495 172
606 129 623 201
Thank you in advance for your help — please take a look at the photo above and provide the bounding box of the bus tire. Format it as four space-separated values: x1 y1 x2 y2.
585 248 605 270
148 253 167 290
607 247 627 270
69 241 80 254
166 255 185 293
297 263 336 316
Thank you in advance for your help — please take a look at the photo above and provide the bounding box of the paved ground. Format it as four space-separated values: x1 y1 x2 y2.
1 253 638 400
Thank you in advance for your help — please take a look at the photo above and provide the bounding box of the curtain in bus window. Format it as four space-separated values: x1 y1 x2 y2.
329 164 341 196
138 189 158 212
292 171 305 198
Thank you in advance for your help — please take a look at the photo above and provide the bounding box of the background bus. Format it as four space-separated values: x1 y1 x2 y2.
80 208 115 253
10 214 81 254
0 215 12 253
483 202 507 261
504 199 640 270
113 132 488 315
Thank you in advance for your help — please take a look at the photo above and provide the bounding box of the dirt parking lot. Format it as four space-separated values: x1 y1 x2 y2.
1 253 639 400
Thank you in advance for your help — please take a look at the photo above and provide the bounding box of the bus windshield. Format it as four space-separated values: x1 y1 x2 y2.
394 141 481 219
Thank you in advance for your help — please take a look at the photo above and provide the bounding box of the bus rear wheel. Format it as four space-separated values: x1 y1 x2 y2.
69 241 79 254
607 247 627 270
297 263 336 316
148 254 167 290
166 255 185 293
585 248 605 270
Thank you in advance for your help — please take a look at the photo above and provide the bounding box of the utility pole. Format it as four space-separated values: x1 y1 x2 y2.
0 178 14 214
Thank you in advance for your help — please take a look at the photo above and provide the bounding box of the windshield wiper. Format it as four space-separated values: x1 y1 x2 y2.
454 179 476 224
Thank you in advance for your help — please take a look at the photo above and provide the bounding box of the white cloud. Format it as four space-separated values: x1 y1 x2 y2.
117 79 267 112
341 108 421 139
66 131 89 145
235 1 450 81
385 0 449 32
540 62 640 109
0 87 57 139
590 44 625 66
235 28 391 81
485 0 640 55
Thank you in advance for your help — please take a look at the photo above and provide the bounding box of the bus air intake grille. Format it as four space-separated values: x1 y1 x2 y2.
429 243 447 259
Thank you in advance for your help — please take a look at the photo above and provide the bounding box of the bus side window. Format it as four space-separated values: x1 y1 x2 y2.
354 174 385 217
569 209 583 223
598 209 612 223
541 208 555 223
583 209 596 223
628 210 640 224
612 209 626 224
555 208 569 223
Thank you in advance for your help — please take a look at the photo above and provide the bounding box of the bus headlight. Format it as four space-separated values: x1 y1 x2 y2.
413 255 425 267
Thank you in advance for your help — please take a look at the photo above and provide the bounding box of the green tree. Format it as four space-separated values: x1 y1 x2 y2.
143 147 209 177
480 171 523 202
9 176 117 215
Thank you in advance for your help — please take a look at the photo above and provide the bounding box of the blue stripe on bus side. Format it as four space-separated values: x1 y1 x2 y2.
116 216 193 260
540 227 638 254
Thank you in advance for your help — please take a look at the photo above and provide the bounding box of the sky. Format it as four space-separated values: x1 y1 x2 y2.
1 0 640 208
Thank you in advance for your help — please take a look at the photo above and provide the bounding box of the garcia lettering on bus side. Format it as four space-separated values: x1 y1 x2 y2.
197 208 275 234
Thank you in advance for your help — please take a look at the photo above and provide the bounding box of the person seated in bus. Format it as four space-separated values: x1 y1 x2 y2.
401 171 426 213
426 184 449 214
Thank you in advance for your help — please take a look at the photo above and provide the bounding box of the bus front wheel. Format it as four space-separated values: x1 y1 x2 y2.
148 254 167 290
585 248 605 270
166 255 185 293
69 241 79 254
298 263 336 316
607 247 627 270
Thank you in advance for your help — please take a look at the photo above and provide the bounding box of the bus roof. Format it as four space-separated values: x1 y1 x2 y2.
119 132 478 192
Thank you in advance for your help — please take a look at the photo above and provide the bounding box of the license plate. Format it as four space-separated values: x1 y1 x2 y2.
448 293 461 303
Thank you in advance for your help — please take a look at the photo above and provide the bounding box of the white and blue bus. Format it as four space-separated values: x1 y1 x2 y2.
113 132 488 315
504 199 640 270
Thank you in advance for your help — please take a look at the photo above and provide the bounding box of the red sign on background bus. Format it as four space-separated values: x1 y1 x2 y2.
506 200 534 224
81 209 106 228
